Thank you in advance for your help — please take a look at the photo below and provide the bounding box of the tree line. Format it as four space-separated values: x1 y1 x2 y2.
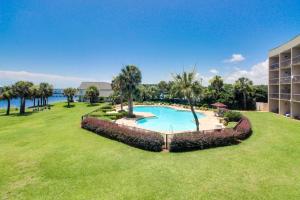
0 81 53 115
112 73 267 111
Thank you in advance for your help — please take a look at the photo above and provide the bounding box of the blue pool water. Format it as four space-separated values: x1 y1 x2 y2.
134 106 205 132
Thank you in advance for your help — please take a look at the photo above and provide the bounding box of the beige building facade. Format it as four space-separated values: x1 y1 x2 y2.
269 35 300 119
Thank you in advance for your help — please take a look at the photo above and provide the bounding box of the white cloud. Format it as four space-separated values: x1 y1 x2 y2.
224 59 268 85
224 54 245 63
0 70 97 88
209 69 219 74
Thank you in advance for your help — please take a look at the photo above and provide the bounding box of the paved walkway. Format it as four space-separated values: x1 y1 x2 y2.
115 104 224 133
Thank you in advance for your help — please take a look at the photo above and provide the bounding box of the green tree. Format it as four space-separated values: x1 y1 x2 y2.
120 65 142 117
39 83 53 106
85 86 99 104
0 86 14 115
112 75 126 110
234 77 253 110
208 75 224 100
158 81 169 99
63 88 77 108
173 69 202 131
12 81 34 114
253 85 268 103
30 85 40 108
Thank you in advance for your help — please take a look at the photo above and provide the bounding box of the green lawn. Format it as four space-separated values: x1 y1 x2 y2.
1 103 300 199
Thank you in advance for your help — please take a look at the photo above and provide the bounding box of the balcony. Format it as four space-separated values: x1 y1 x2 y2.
292 94 300 102
269 78 279 85
269 63 279 70
292 55 300 65
269 93 279 99
293 75 300 83
280 76 291 84
280 93 291 100
281 59 291 68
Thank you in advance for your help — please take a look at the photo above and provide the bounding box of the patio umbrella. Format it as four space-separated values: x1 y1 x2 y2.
211 102 227 108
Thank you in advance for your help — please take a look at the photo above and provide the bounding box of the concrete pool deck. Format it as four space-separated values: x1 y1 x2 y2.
115 104 224 134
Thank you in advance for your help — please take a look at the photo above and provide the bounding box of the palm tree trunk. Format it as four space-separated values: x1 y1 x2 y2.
188 97 199 131
20 97 25 114
120 95 124 111
6 99 10 115
37 99 40 111
68 97 70 107
128 94 134 117
243 92 247 110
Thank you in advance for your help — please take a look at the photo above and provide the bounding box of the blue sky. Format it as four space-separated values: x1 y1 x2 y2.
0 0 300 88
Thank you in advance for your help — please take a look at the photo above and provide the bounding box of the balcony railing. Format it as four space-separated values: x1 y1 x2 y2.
269 63 279 70
269 93 279 99
280 76 291 84
292 55 300 65
281 59 291 68
292 75 300 83
269 78 279 84
280 93 291 100
292 94 300 102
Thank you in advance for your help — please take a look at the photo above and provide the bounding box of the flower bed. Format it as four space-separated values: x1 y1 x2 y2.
81 117 164 152
170 116 252 152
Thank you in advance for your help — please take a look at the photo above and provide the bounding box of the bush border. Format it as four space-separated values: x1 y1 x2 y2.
169 116 252 152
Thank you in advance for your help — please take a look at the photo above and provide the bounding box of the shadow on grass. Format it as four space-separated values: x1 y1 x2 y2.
0 111 35 117
86 103 101 107
63 104 76 108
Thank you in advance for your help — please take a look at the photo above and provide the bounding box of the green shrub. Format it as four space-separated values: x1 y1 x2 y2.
224 111 242 122
100 104 113 109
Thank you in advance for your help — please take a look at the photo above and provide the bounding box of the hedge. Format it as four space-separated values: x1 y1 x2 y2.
224 110 242 122
81 117 164 152
170 116 252 152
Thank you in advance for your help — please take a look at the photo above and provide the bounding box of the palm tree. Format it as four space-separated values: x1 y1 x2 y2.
85 86 99 104
63 88 77 107
234 77 253 110
120 65 142 117
0 86 14 115
30 85 40 109
39 83 53 106
173 69 202 131
12 81 34 114
111 75 126 110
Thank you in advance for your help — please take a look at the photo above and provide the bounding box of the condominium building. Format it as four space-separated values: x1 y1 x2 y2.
269 35 300 119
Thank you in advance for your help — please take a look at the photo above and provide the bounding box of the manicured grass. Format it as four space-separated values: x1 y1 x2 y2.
0 103 300 199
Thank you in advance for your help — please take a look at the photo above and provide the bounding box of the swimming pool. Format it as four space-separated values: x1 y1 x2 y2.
134 106 205 132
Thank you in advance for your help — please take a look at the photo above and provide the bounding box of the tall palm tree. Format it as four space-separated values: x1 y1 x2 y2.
111 75 126 110
63 88 77 108
234 77 253 110
30 85 40 108
12 81 33 114
120 65 142 117
0 86 14 115
39 83 53 106
173 69 202 131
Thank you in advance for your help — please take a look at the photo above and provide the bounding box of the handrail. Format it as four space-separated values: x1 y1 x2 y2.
292 54 300 59
281 58 291 63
